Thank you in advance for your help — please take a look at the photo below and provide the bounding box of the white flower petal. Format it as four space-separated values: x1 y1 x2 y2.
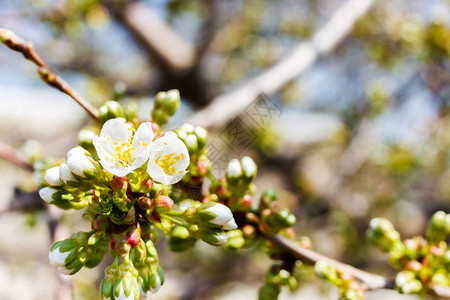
205 203 233 226
194 127 207 139
147 131 189 185
59 163 77 184
49 247 70 267
227 159 242 178
67 154 95 178
117 285 134 300
67 147 87 159
215 231 229 245
241 156 256 177
39 187 57 203
223 218 238 230
99 118 131 142
45 166 62 186
180 123 194 133
130 122 154 169
150 276 161 294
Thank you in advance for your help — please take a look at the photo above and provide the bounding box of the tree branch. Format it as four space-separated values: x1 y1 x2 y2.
0 141 34 171
110 1 196 75
267 234 450 297
0 28 100 121
188 0 377 129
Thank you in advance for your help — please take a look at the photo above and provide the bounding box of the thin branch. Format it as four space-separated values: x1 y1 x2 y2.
266 234 393 291
110 1 196 75
0 141 34 171
0 28 100 121
188 0 377 129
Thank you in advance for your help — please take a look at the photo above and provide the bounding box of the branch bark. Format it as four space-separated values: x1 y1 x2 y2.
0 28 100 121
0 141 34 171
188 0 377 129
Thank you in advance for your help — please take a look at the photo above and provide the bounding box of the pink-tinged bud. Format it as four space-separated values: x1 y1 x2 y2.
155 196 174 214
196 161 207 176
151 122 161 135
341 272 354 283
141 178 153 191
138 197 154 210
110 234 131 257
242 224 256 237
245 212 260 223
124 224 142 248
284 227 296 241
91 190 100 204
404 238 419 250
215 186 227 198
241 194 253 209
94 215 110 232
430 245 445 256
111 176 129 193
405 260 422 272
123 206 136 225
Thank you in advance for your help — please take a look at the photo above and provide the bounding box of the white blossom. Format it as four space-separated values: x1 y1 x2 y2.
67 146 87 158
147 131 189 185
45 166 62 186
149 276 161 294
93 118 154 177
116 285 135 300
180 123 194 133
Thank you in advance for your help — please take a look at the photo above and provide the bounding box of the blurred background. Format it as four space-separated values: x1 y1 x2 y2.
0 0 449 299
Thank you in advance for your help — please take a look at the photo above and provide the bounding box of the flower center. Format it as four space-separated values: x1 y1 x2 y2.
155 152 185 175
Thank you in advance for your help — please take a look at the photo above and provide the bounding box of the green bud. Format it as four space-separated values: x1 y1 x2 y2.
99 101 125 123
260 189 277 209
160 89 181 116
77 129 97 151
225 229 246 250
367 218 401 252
194 126 208 151
151 109 170 126
315 260 339 284
264 208 296 231
201 228 228 246
169 226 197 252
84 235 108 268
148 264 164 293
100 263 118 299
426 211 450 243
258 283 280 300
113 260 140 300
185 134 198 155
241 156 257 183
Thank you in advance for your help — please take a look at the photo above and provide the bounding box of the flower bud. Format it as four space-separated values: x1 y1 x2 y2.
225 229 245 250
185 134 198 155
84 235 108 269
44 166 62 186
151 109 169 126
99 100 125 123
155 196 174 214
148 264 165 293
67 146 89 158
194 126 208 151
367 218 401 252
100 264 118 299
197 202 237 229
169 226 197 252
395 271 422 294
39 187 60 203
241 156 257 182
138 197 154 210
59 163 77 185
264 208 296 231
124 224 142 248
110 234 131 257
315 260 339 283
77 129 97 150
112 260 140 300
226 159 242 182
260 189 277 210
160 89 181 116
426 210 450 243
49 239 77 267
201 228 228 246
258 283 281 300
67 154 97 178
180 123 194 133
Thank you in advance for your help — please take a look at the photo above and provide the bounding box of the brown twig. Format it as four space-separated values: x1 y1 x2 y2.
0 141 34 171
267 234 450 298
0 28 100 121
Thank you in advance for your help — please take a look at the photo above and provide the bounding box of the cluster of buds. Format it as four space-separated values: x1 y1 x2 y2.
258 189 296 235
49 231 108 274
151 90 181 126
36 92 242 299
367 211 450 295
259 263 302 300
315 261 364 300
